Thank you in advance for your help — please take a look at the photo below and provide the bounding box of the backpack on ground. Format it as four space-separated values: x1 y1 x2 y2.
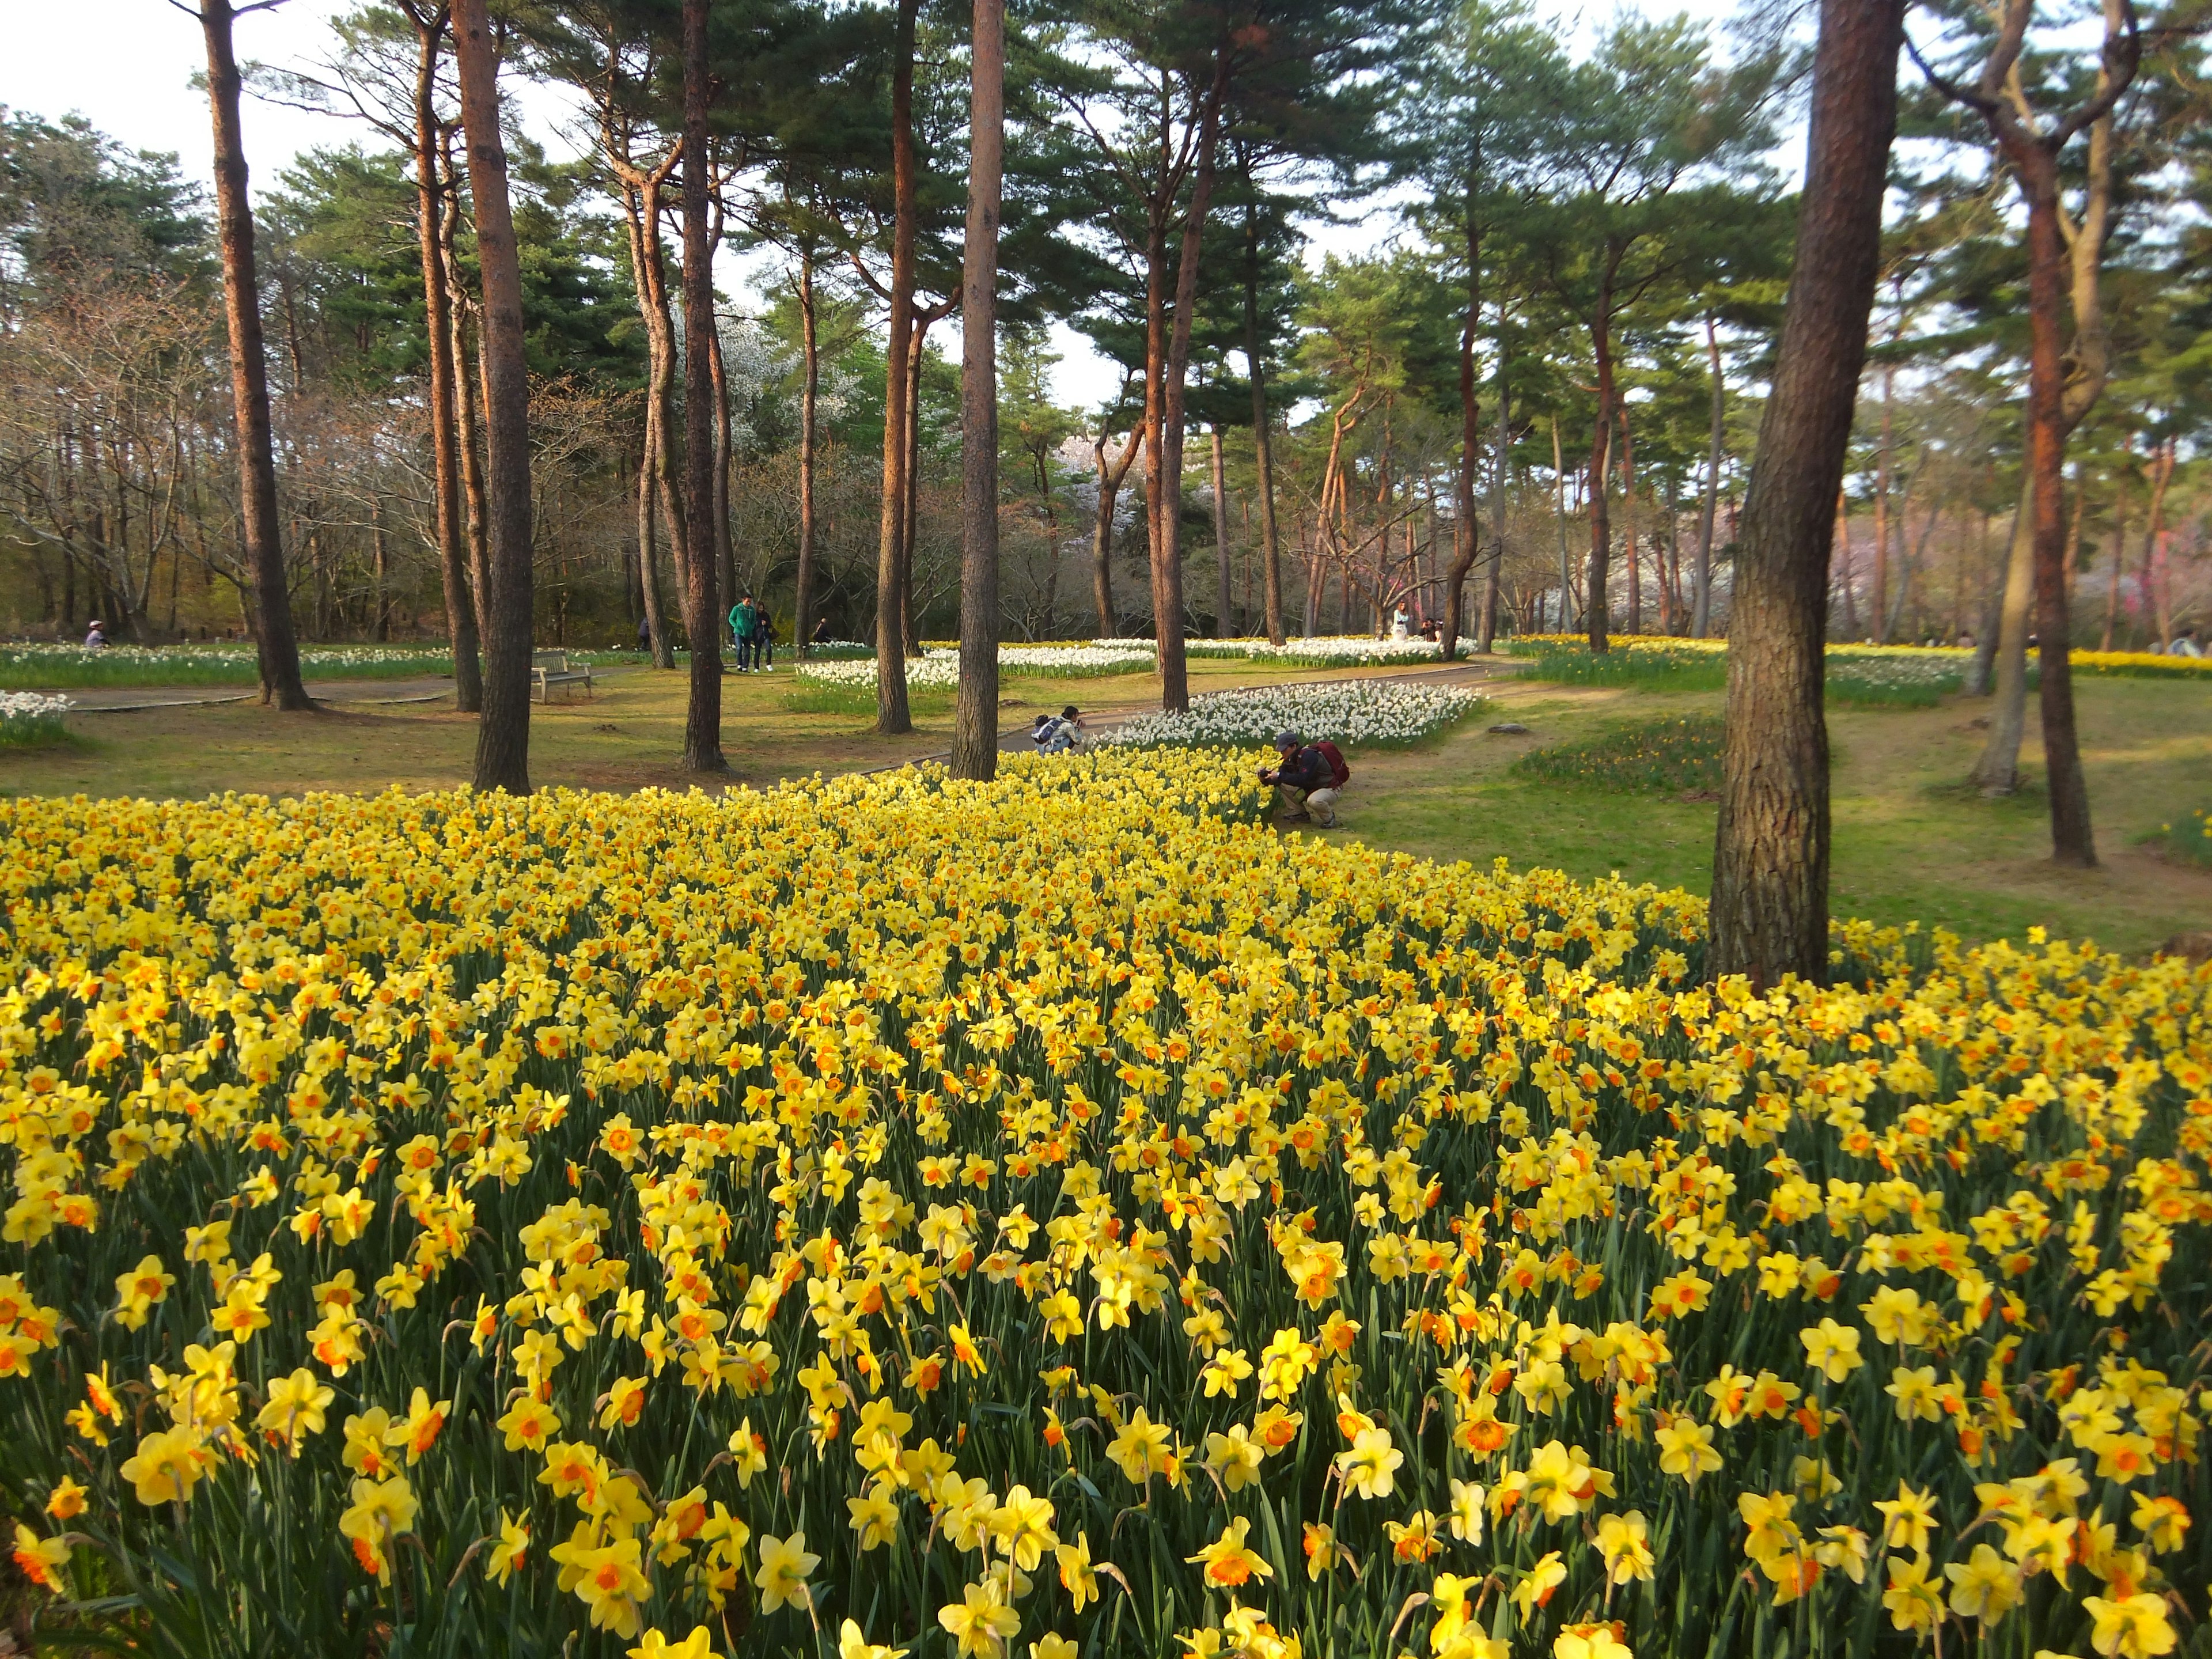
1315 739 1350 789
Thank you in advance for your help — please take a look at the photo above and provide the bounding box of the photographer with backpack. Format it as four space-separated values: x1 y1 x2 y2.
1259 730 1350 828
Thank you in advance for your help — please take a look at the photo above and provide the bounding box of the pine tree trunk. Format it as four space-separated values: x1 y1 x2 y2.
199 0 310 710
1584 274 1617 654
2018 165 2094 864
1442 183 1480 661
452 0 533 793
874 0 919 732
1210 425 1233 638
1710 0 1906 987
1242 200 1285 645
406 6 482 710
679 0 726 772
1483 329 1509 651
1971 476 2035 790
1693 313 1723 638
794 243 821 655
636 436 671 666
950 0 1005 782
1149 54 1230 712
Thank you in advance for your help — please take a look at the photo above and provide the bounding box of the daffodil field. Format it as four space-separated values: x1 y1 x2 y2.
2 753 2208 1659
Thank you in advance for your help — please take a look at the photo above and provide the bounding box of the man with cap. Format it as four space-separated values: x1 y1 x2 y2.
1259 730 1340 828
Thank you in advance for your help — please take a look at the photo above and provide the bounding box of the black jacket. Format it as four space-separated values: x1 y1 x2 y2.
1275 745 1334 791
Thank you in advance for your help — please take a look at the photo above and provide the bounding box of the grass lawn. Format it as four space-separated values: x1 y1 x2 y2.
0 655 1419 801
1328 675 2212 956
14 652 2205 956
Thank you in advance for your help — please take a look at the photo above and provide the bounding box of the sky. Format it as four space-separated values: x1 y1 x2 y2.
2 0 1754 409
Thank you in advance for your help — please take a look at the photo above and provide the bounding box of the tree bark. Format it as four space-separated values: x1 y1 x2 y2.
1710 0 1906 987
1442 179 1480 661
1692 313 1723 638
1483 323 1509 652
794 242 821 654
199 0 310 710
402 2 482 709
635 436 671 665
950 0 1005 781
1242 196 1284 645
1621 404 1641 634
678 0 725 772
1210 424 1233 638
1583 260 1620 654
874 0 919 732
452 0 533 792
2021 165 2094 861
1092 422 1141 638
1147 54 1230 711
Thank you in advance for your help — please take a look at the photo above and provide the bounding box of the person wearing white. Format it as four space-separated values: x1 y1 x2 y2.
1391 607 1411 639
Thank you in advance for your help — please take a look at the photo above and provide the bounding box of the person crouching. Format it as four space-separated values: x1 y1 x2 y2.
1260 730 1342 828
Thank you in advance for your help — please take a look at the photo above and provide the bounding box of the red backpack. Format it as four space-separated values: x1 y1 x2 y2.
1314 739 1351 789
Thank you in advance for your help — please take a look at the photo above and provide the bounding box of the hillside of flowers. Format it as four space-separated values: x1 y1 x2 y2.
2 755 2208 1659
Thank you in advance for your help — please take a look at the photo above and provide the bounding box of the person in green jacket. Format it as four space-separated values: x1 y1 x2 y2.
728 594 759 671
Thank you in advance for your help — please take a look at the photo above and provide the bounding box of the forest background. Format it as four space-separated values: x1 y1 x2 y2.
0 0 2206 672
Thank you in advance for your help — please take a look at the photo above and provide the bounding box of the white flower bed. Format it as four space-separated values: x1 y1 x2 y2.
1169 635 1442 668
797 643 1158 687
0 691 72 744
0 642 450 671
1100 680 1479 750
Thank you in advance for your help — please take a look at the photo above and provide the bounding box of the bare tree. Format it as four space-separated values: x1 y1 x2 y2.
1710 0 1907 987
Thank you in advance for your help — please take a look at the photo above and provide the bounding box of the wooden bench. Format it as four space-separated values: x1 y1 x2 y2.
531 650 594 703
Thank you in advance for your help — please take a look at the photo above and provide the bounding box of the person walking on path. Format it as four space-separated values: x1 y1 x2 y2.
1260 730 1347 828
751 605 776 672
728 593 760 671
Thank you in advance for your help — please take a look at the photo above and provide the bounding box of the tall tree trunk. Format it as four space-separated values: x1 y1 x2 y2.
874 0 919 732
2141 439 2174 649
636 437 671 665
1552 415 1574 630
449 291 492 642
1483 325 1509 650
1693 313 1723 637
794 242 821 654
1620 405 1641 634
1210 425 1233 638
677 0 725 771
1872 336 1895 639
1584 266 1619 654
2018 164 2094 863
1710 0 1906 987
452 0 533 792
1972 475 2037 787
1091 423 1140 638
951 0 1005 781
403 3 481 710
1242 196 1284 645
2099 461 2127 652
709 317 737 618
372 493 391 641
1148 54 1230 711
1442 181 1480 660
900 314 928 656
199 0 309 710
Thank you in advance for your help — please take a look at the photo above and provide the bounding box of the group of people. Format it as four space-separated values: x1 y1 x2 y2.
727 593 774 672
